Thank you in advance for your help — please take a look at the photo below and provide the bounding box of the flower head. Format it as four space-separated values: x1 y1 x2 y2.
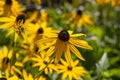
0 46 12 70
38 30 93 64
0 0 22 16
69 10 94 28
57 58 87 80
32 51 57 74
0 13 32 42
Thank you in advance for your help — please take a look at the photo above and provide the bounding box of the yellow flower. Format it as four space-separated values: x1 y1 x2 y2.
69 10 94 28
28 21 58 43
20 21 57 55
38 30 93 64
32 51 57 74
0 47 23 78
57 59 87 80
0 46 20 78
0 0 22 16
0 46 12 70
96 0 116 7
0 13 32 42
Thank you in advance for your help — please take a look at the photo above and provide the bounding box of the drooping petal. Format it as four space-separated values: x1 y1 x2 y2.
46 46 55 57
65 44 72 65
69 44 85 61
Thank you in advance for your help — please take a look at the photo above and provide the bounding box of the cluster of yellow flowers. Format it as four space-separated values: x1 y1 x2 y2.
0 0 94 80
96 0 120 7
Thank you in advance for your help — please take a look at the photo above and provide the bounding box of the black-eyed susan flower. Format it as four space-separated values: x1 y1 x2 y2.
0 46 13 78
36 11 49 23
0 0 22 16
0 46 23 78
20 21 58 55
28 21 58 42
0 46 12 70
57 59 87 80
32 51 57 74
69 10 94 28
38 30 93 64
0 13 32 42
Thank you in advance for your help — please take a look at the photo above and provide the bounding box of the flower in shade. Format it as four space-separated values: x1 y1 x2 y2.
0 0 22 16
96 0 116 7
69 10 94 28
38 30 93 64
57 58 87 80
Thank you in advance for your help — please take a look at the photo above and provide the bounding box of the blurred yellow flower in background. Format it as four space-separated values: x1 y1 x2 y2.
96 0 117 7
69 10 94 28
0 0 22 16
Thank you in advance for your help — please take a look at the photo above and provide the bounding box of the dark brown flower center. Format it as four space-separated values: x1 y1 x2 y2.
67 66 72 71
34 46 39 52
58 30 70 41
43 61 48 65
37 28 44 34
5 0 12 5
16 14 26 24
77 10 83 16
2 57 10 64
0 78 7 80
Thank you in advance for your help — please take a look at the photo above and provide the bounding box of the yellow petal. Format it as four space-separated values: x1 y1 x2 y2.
15 62 23 67
70 38 93 50
62 72 68 80
69 44 85 61
71 33 86 37
46 46 55 57
23 69 28 80
0 17 14 22
65 45 72 65
3 46 8 57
